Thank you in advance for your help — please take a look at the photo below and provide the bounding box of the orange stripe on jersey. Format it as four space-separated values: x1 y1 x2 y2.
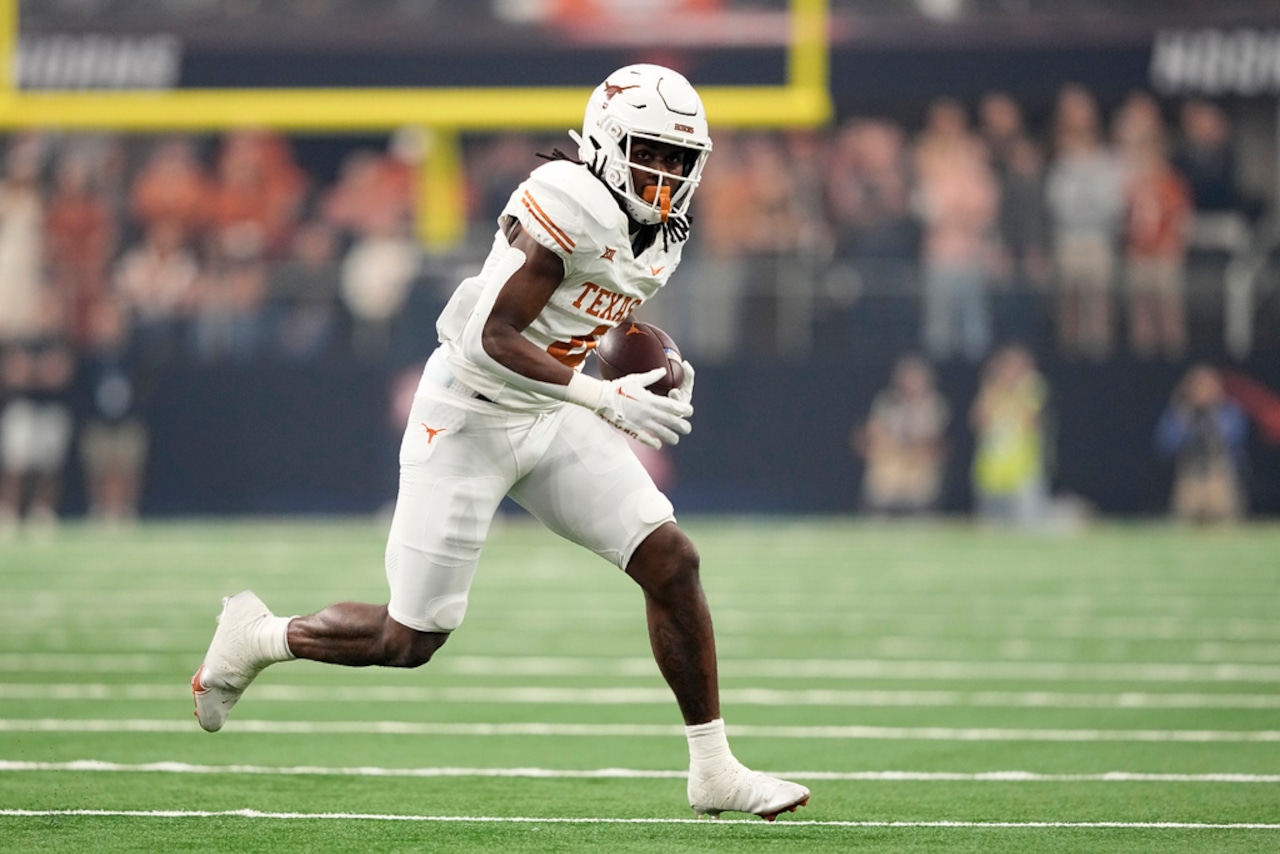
522 191 576 253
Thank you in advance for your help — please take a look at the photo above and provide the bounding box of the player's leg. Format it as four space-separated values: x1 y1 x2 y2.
510 409 719 724
626 523 808 820
624 522 718 724
287 603 448 667
1157 262 1187 359
27 403 73 526
191 589 297 733
194 577 451 736
510 407 809 819
0 400 33 527
193 379 515 732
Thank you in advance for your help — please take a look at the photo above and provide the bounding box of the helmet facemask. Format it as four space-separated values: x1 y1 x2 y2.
618 130 709 224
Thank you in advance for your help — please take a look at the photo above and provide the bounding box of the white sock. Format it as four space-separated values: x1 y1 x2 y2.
258 615 297 663
686 718 735 770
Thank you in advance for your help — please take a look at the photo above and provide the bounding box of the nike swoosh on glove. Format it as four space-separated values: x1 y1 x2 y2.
566 367 693 449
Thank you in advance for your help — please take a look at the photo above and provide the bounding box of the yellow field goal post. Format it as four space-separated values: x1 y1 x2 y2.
0 0 830 250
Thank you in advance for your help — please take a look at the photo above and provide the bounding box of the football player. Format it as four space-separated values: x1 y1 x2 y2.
192 64 809 821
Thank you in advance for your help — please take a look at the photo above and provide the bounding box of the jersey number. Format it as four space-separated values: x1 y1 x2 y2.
547 324 610 368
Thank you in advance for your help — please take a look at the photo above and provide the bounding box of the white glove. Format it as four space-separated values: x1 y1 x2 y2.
566 368 693 449
669 359 695 406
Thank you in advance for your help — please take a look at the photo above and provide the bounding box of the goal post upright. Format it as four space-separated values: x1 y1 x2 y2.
0 0 12 97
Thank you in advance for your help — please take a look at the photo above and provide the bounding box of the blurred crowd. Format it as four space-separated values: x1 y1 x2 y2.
0 83 1270 528
664 86 1265 366
0 127 423 528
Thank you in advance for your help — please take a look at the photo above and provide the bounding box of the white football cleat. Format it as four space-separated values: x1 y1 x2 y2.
191 590 278 733
688 761 811 821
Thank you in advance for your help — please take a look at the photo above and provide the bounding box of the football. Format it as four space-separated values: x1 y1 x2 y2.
595 318 685 397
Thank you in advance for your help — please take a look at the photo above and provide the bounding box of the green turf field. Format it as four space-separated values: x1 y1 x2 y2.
1 517 1278 852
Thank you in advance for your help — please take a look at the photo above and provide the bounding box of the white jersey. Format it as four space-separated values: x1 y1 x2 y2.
436 160 685 410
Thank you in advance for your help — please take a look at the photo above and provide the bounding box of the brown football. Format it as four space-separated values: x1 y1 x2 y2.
595 318 685 396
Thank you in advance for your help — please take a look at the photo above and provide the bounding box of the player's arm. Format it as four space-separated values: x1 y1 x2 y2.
483 222 697 405
459 220 692 447
478 219 576 386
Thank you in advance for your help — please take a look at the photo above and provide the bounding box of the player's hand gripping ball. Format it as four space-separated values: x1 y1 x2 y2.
595 318 685 397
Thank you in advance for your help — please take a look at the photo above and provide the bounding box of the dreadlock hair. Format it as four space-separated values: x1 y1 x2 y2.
536 146 694 254
536 148 580 165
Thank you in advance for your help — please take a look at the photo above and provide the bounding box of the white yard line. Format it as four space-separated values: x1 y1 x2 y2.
0 808 1276 830
3 719 1280 742
9 653 1278 682
0 654 168 673
14 615 1280 644
367 655 1280 682
2 760 1278 783
4 682 1280 710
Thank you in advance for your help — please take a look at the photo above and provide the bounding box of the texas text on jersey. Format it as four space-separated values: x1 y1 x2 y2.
436 159 683 410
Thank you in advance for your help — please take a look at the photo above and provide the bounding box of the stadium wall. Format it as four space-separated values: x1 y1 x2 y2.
61 353 1279 520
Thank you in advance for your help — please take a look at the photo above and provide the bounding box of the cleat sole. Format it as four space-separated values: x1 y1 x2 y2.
758 795 810 822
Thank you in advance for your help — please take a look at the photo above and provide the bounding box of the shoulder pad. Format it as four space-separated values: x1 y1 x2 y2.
506 162 625 259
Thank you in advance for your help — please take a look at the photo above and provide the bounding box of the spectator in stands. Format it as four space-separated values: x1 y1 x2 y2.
913 98 998 362
824 118 919 345
991 135 1051 342
45 147 118 348
977 90 1026 168
0 135 48 347
114 216 201 365
267 219 342 363
207 129 308 261
735 134 806 356
322 145 414 243
1110 91 1193 359
827 119 918 280
1112 90 1167 164
980 91 1050 316
680 130 750 363
1045 84 1125 361
1156 364 1248 523
323 144 419 360
129 137 210 242
1123 136 1192 360
776 128 836 357
78 296 149 525
784 129 833 255
467 133 538 230
337 207 419 362
1172 99 1259 220
970 343 1050 526
1170 98 1260 312
337 208 417 363
0 296 76 533
915 97 987 173
852 353 950 516
189 230 269 365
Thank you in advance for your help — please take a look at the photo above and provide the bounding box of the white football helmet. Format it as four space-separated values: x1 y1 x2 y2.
572 64 712 226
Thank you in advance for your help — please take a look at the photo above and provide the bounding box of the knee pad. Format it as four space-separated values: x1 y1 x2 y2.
386 540 477 633
386 474 502 633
